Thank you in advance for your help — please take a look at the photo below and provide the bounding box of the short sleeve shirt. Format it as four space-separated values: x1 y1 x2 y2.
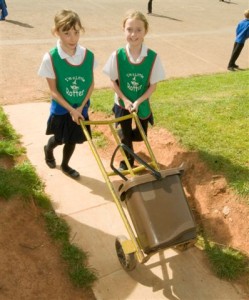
38 40 97 78
103 44 166 84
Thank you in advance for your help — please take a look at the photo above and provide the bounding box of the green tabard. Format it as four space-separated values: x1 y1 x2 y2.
117 47 157 119
50 47 93 106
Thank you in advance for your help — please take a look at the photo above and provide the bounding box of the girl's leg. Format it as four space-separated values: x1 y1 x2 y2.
119 118 149 169
119 118 134 169
132 119 149 141
61 143 80 178
118 119 148 169
44 136 61 168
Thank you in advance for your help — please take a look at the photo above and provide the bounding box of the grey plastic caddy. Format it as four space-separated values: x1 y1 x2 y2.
119 168 196 254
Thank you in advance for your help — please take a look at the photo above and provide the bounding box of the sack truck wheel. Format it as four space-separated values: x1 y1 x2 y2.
115 235 137 271
175 240 196 252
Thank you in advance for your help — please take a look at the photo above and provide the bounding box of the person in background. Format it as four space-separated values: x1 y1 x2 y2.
103 10 165 171
0 0 8 21
227 9 249 71
38 9 97 179
147 0 153 14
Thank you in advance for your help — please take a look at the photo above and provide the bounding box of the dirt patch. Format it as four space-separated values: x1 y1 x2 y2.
0 197 96 300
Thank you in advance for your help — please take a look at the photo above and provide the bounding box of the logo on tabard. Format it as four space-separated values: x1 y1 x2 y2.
126 73 144 92
65 76 85 97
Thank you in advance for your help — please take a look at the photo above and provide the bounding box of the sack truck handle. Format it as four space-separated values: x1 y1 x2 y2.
110 143 162 181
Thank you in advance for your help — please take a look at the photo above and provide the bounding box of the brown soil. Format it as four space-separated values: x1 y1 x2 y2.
0 196 96 300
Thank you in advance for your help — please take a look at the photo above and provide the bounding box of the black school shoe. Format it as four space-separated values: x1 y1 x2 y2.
227 64 239 71
61 166 80 179
44 145 56 168
118 161 128 171
118 160 134 171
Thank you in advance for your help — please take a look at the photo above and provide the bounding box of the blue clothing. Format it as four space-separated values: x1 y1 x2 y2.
50 99 90 118
235 19 249 44
228 18 249 68
0 0 8 20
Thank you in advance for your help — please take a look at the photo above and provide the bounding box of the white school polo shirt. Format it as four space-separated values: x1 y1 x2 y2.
103 44 166 84
38 40 97 79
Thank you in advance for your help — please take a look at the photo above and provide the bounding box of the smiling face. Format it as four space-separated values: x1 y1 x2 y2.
56 24 81 56
123 18 147 49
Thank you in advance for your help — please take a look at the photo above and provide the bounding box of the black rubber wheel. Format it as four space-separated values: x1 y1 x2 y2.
115 235 137 271
175 240 196 252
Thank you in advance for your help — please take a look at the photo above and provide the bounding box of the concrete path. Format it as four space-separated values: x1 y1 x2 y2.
1 0 249 299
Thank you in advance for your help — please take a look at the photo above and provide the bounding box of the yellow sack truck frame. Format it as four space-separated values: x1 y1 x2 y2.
80 113 196 271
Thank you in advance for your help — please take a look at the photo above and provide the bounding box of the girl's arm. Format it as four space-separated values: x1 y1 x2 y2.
111 80 134 112
46 78 83 125
132 83 157 112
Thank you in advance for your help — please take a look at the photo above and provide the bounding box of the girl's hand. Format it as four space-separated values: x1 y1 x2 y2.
123 99 133 112
70 108 84 125
131 101 138 113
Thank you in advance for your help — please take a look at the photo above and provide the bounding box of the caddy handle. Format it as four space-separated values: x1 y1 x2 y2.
110 143 162 181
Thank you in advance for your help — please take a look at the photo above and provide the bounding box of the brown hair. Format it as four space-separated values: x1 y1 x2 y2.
122 10 149 33
244 9 249 19
52 9 85 34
